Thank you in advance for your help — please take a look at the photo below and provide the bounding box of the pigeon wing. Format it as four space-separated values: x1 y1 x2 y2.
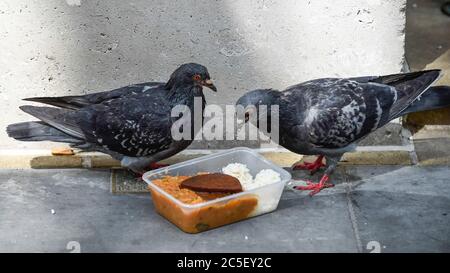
289 79 397 149
348 70 441 119
76 92 175 157
23 82 163 110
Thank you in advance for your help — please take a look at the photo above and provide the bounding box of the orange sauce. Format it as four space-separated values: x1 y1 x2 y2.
149 175 258 233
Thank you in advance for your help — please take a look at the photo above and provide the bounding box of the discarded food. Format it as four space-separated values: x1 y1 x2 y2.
146 159 286 233
149 174 258 233
180 173 243 193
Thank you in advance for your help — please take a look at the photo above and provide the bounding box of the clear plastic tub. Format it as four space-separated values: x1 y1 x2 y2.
142 147 291 233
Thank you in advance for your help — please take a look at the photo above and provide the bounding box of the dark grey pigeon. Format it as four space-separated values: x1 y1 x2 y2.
7 63 217 173
237 70 450 195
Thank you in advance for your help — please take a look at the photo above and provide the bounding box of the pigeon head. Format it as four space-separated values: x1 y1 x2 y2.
236 89 280 123
166 63 217 92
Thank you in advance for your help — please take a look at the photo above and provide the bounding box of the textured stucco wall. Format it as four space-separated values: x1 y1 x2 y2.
0 0 406 149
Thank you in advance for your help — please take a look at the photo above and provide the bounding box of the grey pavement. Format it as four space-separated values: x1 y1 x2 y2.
406 0 450 70
0 166 449 253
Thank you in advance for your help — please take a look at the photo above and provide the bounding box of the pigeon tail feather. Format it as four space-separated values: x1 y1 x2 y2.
399 85 450 116
19 105 85 139
388 69 441 119
6 121 84 143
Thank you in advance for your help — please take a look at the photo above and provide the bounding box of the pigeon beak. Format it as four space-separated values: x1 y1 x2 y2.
202 79 217 92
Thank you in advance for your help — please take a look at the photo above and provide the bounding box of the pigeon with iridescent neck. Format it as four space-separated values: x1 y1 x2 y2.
237 70 450 195
7 63 217 173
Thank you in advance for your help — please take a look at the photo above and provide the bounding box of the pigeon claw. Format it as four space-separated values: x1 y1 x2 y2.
149 162 169 170
294 174 334 196
133 171 145 182
292 155 325 174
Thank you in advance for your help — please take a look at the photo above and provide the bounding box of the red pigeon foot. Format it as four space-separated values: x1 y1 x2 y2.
294 174 334 196
149 162 169 170
133 171 144 182
132 163 169 181
292 155 325 174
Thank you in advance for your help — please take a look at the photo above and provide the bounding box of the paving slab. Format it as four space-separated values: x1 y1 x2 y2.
0 169 357 253
406 0 450 71
0 166 449 252
344 166 450 253
414 137 450 165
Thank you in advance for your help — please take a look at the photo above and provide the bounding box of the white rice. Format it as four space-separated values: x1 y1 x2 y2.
253 169 281 189
222 163 281 191
222 163 253 189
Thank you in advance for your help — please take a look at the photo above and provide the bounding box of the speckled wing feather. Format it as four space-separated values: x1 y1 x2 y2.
18 88 177 159
283 78 396 149
348 70 441 118
75 90 174 157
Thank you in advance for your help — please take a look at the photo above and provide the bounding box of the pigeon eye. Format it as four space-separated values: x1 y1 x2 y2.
192 74 201 81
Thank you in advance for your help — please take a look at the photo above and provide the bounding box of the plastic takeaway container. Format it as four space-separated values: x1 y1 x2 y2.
142 147 291 233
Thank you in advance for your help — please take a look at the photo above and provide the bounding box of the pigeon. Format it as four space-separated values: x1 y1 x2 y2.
7 63 217 173
236 70 450 195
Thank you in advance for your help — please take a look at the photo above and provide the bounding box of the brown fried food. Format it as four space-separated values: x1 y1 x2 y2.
180 173 242 193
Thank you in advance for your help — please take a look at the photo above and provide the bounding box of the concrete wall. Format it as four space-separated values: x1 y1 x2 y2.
0 0 406 149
